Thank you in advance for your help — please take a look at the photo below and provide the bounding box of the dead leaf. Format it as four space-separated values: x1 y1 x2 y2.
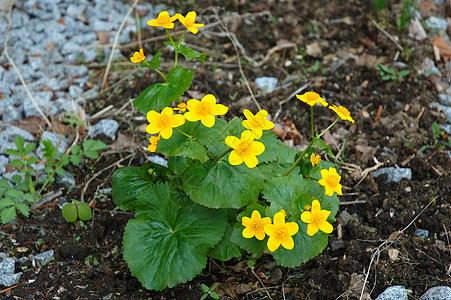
431 35 451 60
185 90 205 100
306 42 323 58
408 18 427 41
218 282 257 297
388 248 400 261
322 131 337 146
429 74 448 93
360 39 375 47
419 0 436 17
97 32 112 44
14 116 46 136
355 53 386 69
0 92 4 99
109 132 138 150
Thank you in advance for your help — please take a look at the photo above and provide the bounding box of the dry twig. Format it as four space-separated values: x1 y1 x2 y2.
101 0 140 91
371 20 403 51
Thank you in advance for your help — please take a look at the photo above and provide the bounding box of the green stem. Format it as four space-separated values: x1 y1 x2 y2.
283 139 314 177
214 148 233 161
154 68 166 80
174 29 187 68
192 121 200 138
174 128 192 139
310 106 314 137
316 118 339 139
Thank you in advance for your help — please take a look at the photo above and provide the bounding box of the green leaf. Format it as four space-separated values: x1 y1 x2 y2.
123 183 227 291
258 162 298 180
157 122 210 163
183 160 265 208
62 203 77 222
211 292 220 299
207 210 242 261
380 64 394 74
313 137 335 159
398 69 410 77
77 203 92 221
167 156 194 175
111 166 154 211
0 198 15 209
5 149 20 156
9 159 24 168
432 122 440 139
217 117 244 140
0 180 10 197
382 74 391 81
258 131 298 164
14 136 25 152
178 44 206 63
26 156 39 165
263 174 339 221
0 206 17 224
133 66 194 113
18 182 29 192
83 140 107 159
70 154 83 165
147 49 162 70
201 284 209 293
15 202 30 217
137 162 172 183
24 142 37 155
273 220 329 267
195 119 229 156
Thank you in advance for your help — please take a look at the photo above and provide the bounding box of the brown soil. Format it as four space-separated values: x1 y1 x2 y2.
2 0 450 299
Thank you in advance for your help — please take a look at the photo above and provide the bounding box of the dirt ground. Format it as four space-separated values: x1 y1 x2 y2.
1 0 450 299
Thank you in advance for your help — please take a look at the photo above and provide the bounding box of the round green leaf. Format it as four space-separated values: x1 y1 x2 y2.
62 203 77 223
123 183 228 291
77 203 92 221
111 167 153 211
133 66 194 113
183 160 265 208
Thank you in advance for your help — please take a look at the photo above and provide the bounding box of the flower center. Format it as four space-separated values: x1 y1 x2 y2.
198 102 212 116
312 213 323 225
275 227 288 241
158 114 170 128
326 174 338 188
251 222 261 232
236 139 253 156
250 116 264 129
158 15 170 24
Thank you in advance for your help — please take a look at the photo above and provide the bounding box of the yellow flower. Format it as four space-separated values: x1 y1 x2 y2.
185 94 228 127
147 136 160 152
177 11 204 34
242 109 275 139
318 167 342 196
301 200 333 236
264 211 299 252
147 11 178 29
176 103 187 112
242 210 272 240
225 130 265 168
145 107 185 139
296 91 328 107
310 153 321 167
329 104 354 123
130 49 145 64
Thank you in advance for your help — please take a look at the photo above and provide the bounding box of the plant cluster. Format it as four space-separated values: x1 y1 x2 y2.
112 11 354 291
0 136 105 224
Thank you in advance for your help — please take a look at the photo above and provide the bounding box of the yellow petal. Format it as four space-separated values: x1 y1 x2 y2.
145 124 159 135
335 184 343 195
273 211 285 226
250 210 261 220
255 110 268 120
267 236 280 252
240 130 254 140
324 187 334 196
242 120 253 130
261 217 272 227
306 223 319 236
251 128 263 139
187 27 199 34
318 220 333 234
264 224 275 236
201 114 216 128
186 99 200 111
262 119 275 130
202 94 216 105
242 216 252 227
281 237 294 250
228 150 243 165
146 110 159 123
300 211 313 223
242 227 255 239
147 19 160 27
250 141 265 156
225 136 239 148
212 104 228 116
286 222 299 236
243 109 254 120
160 127 173 139
170 114 186 128
254 230 266 240
243 154 258 168
311 200 321 215
320 210 331 220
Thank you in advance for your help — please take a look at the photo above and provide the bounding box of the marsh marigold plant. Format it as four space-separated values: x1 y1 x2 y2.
112 11 353 292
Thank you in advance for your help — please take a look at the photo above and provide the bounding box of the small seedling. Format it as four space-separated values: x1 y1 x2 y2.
375 63 410 82
62 200 92 223
200 283 219 300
